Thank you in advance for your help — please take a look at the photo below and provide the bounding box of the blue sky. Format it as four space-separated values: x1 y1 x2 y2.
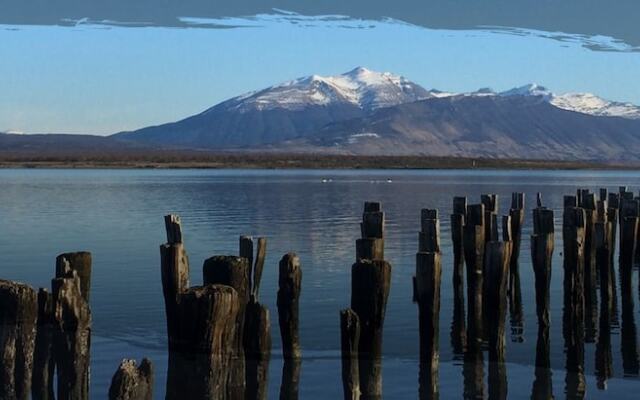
1 12 639 135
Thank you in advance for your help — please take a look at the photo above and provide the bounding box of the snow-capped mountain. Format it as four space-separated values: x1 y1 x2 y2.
218 67 432 113
116 67 640 160
489 84 640 119
550 93 640 119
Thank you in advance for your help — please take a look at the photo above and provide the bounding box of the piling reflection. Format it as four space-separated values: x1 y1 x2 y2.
508 269 525 343
279 359 301 400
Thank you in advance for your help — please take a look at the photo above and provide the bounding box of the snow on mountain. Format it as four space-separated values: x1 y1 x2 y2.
218 67 432 113
550 93 640 119
497 84 640 119
500 84 553 100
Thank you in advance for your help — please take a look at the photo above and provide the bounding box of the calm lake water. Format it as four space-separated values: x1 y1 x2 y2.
1 168 640 398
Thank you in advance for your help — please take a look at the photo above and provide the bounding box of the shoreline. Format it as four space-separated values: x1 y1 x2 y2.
0 154 637 170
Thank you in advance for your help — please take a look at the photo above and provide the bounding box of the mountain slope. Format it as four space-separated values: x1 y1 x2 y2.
304 95 640 160
116 67 431 148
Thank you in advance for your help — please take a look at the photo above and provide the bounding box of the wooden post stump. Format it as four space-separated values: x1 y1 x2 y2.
53 254 92 400
343 202 391 400
0 280 37 400
277 253 302 360
340 309 361 400
108 358 153 400
244 299 271 400
277 253 302 400
414 209 441 400
450 197 466 355
485 241 511 400
531 208 555 330
32 288 55 400
463 204 485 348
203 255 250 400
161 215 243 400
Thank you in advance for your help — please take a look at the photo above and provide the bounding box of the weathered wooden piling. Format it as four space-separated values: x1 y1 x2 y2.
108 358 154 400
53 256 92 400
244 299 271 400
578 191 598 343
530 205 555 400
203 255 250 399
562 200 586 399
277 253 302 400
32 288 55 400
342 202 391 400
340 309 361 400
356 202 385 261
485 241 511 400
531 207 555 330
414 209 441 400
463 203 485 348
619 198 639 270
508 193 525 275
277 253 302 360
531 322 553 400
619 245 640 376
55 252 92 302
450 197 467 355
161 215 243 400
503 214 523 342
0 280 37 400
481 194 498 242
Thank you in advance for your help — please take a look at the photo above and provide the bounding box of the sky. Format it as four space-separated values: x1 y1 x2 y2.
1 9 639 135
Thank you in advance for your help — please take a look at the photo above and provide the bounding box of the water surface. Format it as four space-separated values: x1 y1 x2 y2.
1 168 639 398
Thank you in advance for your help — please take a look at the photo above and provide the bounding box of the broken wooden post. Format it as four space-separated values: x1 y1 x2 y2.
481 194 498 242
562 200 586 399
463 203 485 348
240 236 254 289
531 207 555 330
356 202 385 261
277 253 302 400
340 309 361 400
508 192 525 275
167 284 240 400
485 241 511 400
278 253 302 360
578 191 598 343
252 238 267 299
507 193 525 332
203 255 250 400
530 206 554 400
244 299 271 400
161 215 242 400
55 252 92 302
108 358 153 400
53 253 92 400
619 198 639 271
414 209 441 400
343 202 391 400
32 288 55 400
450 197 466 356
620 278 640 377
0 280 37 400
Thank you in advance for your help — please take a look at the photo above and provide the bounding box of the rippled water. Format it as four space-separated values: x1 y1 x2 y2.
1 168 640 398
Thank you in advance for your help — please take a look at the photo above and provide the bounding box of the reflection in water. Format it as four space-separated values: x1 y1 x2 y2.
279 359 301 400
462 348 484 400
508 269 525 343
620 265 640 376
531 326 554 400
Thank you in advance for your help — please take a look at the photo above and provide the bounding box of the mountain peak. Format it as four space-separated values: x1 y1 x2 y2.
501 84 552 99
222 67 431 113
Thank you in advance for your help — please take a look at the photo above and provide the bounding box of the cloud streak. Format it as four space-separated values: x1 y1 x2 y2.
2 1 638 52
